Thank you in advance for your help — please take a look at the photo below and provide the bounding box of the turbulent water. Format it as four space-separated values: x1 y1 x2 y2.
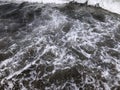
1 0 120 14
0 1 120 90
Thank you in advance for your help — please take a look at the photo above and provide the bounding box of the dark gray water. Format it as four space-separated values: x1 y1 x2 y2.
0 1 120 90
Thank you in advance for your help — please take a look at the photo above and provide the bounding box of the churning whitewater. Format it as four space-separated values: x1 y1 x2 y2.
0 0 120 90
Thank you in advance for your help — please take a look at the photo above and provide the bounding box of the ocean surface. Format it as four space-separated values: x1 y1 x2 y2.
0 0 120 90
1 0 120 14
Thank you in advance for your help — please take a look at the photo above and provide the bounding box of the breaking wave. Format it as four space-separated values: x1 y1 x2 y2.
1 0 120 14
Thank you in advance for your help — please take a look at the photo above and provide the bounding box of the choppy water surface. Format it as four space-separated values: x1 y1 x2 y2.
0 1 120 90
1 0 120 14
